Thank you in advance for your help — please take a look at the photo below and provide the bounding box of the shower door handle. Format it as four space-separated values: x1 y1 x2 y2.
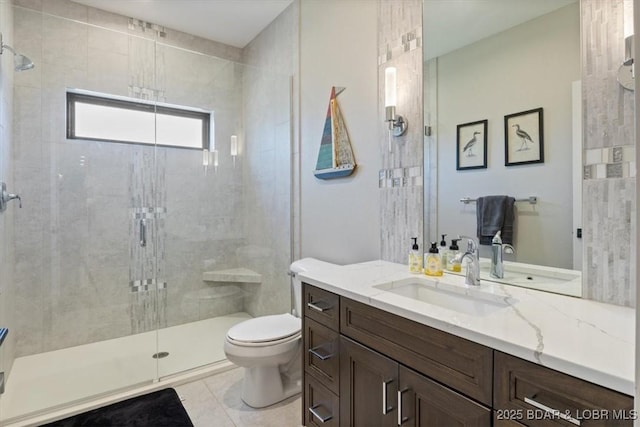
139 218 147 247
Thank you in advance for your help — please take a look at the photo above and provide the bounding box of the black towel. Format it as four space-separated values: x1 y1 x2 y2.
476 195 515 245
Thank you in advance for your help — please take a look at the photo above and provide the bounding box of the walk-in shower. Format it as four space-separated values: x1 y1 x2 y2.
0 1 293 423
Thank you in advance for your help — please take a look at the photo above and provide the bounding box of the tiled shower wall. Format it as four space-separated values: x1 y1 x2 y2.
0 0 16 385
378 0 423 263
582 0 636 307
10 0 292 356
241 1 298 317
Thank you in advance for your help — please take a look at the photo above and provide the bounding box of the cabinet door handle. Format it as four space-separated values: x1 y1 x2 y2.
307 301 330 312
309 404 333 423
382 379 394 415
524 397 581 426
397 388 409 425
308 345 334 361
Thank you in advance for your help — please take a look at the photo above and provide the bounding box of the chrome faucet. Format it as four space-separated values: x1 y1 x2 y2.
490 231 515 279
454 235 481 286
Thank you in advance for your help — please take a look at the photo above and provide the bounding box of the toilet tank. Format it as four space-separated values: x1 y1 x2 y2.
289 258 338 317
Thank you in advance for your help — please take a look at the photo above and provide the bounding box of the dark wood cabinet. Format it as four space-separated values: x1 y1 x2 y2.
494 351 634 426
339 336 398 427
399 365 491 427
301 283 634 427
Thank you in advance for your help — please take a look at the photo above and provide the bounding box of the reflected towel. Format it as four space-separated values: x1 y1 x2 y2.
476 196 515 245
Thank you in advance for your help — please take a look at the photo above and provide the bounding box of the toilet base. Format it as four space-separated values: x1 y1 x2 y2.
241 366 301 408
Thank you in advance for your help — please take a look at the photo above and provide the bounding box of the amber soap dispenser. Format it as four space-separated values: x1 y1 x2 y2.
424 242 443 277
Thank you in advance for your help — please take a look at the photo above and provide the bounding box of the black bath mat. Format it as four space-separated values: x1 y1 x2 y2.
41 388 193 427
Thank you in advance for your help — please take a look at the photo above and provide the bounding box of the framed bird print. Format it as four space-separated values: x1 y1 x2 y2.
504 108 544 166
456 119 487 170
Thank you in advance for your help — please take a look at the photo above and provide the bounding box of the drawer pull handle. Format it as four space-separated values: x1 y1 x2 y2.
398 388 409 425
307 301 332 312
524 397 581 426
309 404 333 423
382 379 394 415
308 345 334 361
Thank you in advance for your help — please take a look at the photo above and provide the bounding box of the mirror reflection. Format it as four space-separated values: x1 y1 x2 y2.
423 0 581 296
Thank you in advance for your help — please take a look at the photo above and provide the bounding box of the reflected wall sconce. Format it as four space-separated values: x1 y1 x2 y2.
203 147 218 174
230 134 238 166
212 149 219 171
384 67 408 138
618 34 634 91
202 148 210 165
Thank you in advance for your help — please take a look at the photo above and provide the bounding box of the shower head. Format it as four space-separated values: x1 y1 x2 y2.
0 33 34 72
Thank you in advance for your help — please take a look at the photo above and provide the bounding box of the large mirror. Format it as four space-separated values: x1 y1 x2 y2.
423 0 582 296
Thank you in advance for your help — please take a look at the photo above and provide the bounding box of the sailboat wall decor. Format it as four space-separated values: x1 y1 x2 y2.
313 86 356 179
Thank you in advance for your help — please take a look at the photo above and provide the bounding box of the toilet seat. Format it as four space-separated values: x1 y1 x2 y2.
226 313 301 346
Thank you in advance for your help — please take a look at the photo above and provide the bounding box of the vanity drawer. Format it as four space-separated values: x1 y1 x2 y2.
304 374 340 427
494 351 634 426
304 317 340 395
303 284 340 330
340 296 493 406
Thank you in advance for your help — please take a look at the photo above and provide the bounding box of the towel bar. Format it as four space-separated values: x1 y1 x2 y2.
460 196 537 205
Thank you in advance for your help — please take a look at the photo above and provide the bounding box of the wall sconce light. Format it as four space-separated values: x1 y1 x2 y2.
384 67 408 137
212 149 219 171
618 35 634 91
202 148 210 174
230 134 238 166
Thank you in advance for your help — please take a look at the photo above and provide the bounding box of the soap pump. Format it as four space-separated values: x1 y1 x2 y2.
408 237 422 273
424 242 443 277
439 234 448 266
447 238 462 272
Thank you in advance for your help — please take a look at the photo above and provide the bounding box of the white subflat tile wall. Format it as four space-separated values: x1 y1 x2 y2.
378 0 423 263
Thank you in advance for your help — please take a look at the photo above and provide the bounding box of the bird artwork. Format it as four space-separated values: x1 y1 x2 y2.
463 131 481 157
512 124 534 151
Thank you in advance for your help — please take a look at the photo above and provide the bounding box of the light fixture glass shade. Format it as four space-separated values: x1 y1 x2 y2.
202 149 210 166
230 135 238 157
384 67 397 107
212 149 219 167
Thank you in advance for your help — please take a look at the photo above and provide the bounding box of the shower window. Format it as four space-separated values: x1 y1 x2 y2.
66 91 212 149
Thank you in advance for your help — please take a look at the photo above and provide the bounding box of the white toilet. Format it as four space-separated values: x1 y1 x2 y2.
224 258 334 408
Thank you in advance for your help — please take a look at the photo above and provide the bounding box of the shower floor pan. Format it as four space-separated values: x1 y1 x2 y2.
0 312 251 423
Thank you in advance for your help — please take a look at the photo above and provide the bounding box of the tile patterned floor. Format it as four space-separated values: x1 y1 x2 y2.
176 368 302 427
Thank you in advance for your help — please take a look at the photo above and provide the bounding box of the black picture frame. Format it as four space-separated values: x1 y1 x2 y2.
504 107 544 166
456 119 488 170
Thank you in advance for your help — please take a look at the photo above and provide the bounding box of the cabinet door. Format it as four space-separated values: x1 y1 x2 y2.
399 366 491 427
340 336 397 427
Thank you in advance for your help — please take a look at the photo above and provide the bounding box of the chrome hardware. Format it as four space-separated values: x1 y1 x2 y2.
490 231 515 279
460 196 537 205
382 379 394 415
0 182 21 213
139 218 147 247
309 404 333 423
524 397 581 426
308 345 334 361
307 301 331 312
397 388 409 425
454 235 481 286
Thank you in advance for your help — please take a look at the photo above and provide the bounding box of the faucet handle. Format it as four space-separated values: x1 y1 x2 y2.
503 244 515 255
458 235 478 253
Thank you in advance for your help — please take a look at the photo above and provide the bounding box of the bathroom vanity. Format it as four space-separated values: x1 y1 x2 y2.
299 261 634 426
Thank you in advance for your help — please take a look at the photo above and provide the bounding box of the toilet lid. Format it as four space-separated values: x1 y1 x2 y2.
227 313 301 343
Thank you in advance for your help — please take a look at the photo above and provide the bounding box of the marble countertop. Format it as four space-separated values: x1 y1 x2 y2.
297 259 635 396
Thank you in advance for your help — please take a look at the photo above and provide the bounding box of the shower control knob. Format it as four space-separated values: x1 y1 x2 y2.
0 182 21 213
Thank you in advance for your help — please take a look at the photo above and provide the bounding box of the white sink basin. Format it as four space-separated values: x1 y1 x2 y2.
374 280 513 316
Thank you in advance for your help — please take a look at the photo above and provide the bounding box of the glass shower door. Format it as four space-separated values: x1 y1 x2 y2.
153 42 293 378
2 8 161 420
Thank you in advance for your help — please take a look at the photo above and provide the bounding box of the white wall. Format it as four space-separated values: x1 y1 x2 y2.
300 0 379 264
435 4 580 268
